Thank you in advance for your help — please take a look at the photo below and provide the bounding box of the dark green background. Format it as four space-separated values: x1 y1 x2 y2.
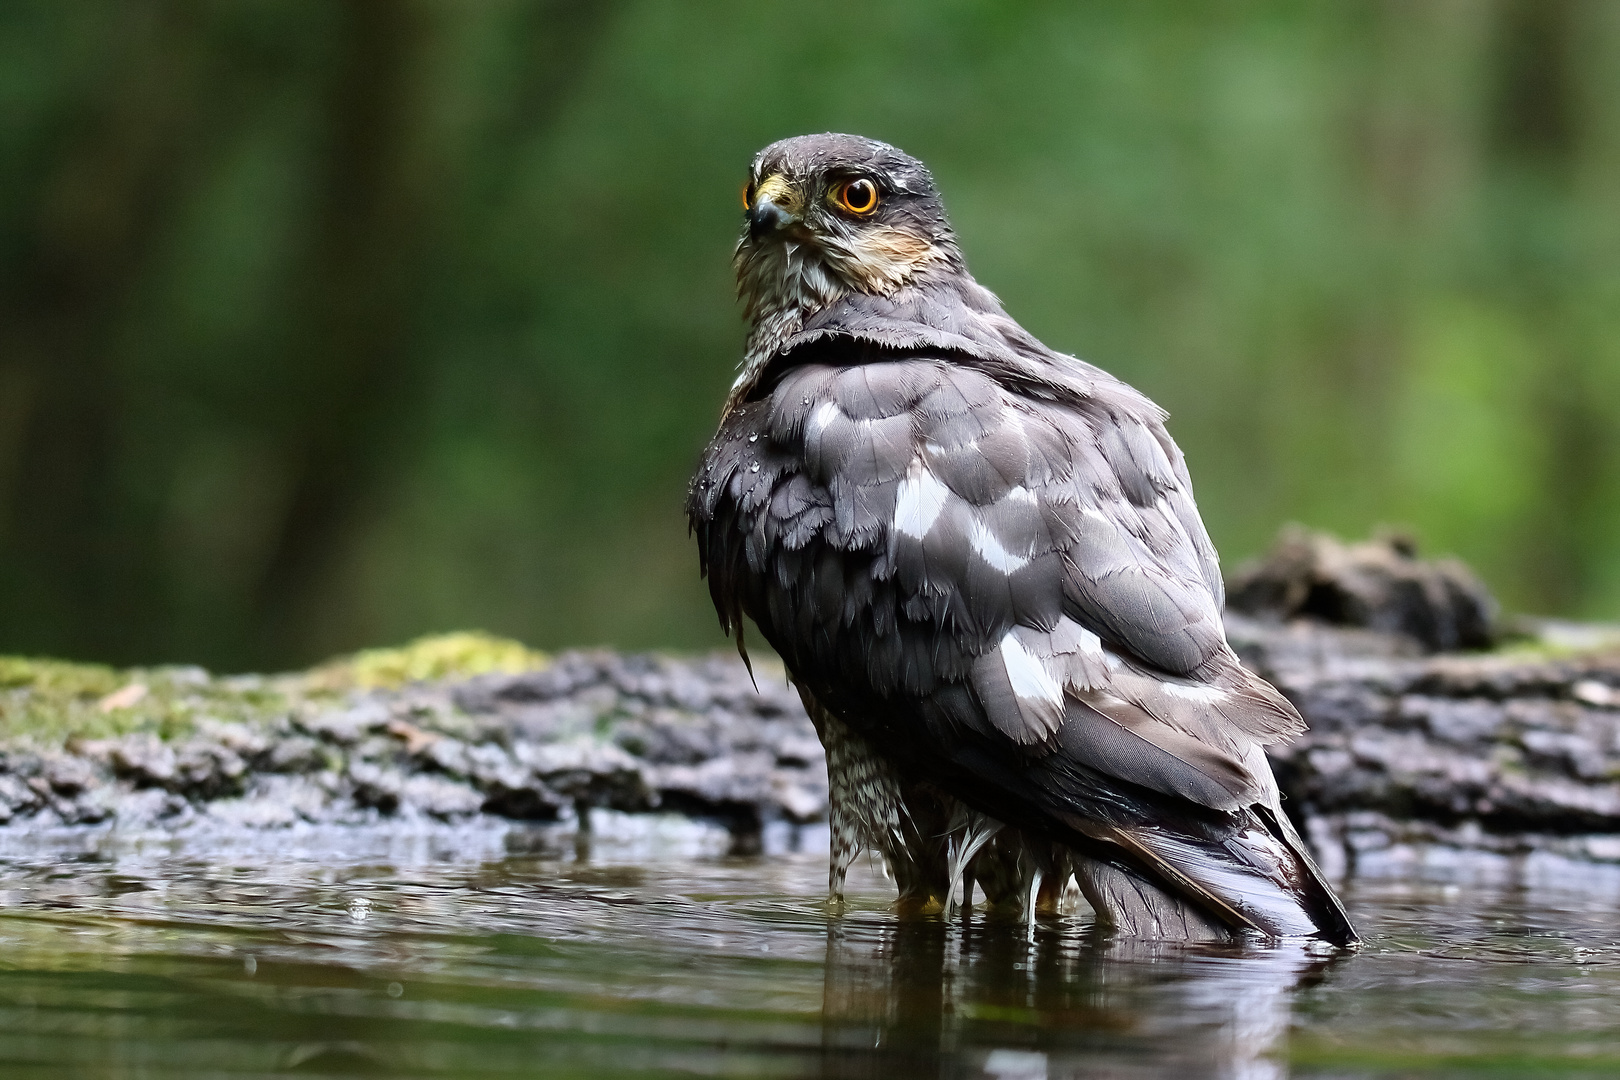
1 1 1616 670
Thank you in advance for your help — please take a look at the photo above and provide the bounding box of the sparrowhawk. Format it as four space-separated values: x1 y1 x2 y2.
688 133 1356 945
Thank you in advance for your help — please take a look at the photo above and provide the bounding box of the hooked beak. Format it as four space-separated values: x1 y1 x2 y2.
746 174 802 239
748 195 795 238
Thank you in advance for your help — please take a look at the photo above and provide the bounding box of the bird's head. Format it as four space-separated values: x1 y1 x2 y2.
733 134 963 340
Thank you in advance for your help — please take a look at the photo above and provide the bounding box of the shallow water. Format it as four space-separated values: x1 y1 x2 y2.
1 821 1619 1078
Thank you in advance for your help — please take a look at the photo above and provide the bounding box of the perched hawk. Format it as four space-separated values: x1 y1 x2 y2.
688 134 1356 945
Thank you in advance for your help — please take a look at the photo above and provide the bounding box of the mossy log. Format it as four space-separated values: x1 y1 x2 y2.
1 532 1618 877
0 633 824 836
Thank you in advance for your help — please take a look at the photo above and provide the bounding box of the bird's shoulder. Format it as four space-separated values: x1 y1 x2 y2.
737 350 1220 645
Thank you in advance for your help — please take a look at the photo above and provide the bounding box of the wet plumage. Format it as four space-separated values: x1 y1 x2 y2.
688 134 1356 945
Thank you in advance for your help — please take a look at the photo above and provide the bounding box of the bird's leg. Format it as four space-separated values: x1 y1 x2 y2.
797 685 958 914
822 744 862 909
1033 847 1073 916
944 803 1002 916
799 687 852 906
967 832 1074 922
825 791 856 907
970 832 1028 918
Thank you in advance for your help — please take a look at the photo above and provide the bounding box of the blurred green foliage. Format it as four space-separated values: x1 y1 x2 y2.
0 1 1616 671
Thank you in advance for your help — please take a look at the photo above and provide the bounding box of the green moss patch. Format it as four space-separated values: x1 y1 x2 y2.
0 632 547 747
308 632 549 691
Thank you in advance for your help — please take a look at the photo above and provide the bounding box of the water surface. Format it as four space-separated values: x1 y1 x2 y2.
1 820 1618 1078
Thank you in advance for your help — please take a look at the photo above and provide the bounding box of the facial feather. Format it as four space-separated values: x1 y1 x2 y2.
728 141 961 409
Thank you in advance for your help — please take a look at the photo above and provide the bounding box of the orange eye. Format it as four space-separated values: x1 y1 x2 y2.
835 178 879 215
741 181 753 210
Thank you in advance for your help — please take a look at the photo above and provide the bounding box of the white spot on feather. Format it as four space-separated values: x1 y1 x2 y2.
1046 619 1085 654
894 459 950 538
1161 681 1226 704
808 401 840 435
1003 485 1037 506
1077 627 1104 656
1000 633 1064 711
970 519 1030 572
1047 619 1110 692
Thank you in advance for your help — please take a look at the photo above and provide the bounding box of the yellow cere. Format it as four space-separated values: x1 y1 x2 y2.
750 174 800 215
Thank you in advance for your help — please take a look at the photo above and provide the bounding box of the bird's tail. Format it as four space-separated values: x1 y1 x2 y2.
1067 806 1358 946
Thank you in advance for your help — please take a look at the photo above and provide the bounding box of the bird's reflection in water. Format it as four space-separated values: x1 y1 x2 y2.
820 913 1338 1079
